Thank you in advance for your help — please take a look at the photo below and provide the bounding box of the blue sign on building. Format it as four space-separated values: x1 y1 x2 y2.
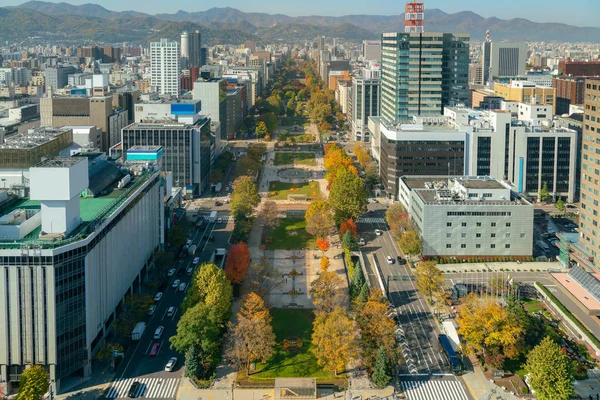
171 102 200 116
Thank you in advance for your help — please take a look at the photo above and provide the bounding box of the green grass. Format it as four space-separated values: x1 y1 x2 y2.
245 309 339 381
522 299 543 313
281 117 307 126
274 152 316 166
266 219 316 250
267 181 320 200
503 356 527 379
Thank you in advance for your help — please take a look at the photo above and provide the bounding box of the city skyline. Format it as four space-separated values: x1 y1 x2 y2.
3 0 600 28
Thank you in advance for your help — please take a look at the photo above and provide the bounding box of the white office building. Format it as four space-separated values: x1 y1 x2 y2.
150 39 180 97
483 42 527 83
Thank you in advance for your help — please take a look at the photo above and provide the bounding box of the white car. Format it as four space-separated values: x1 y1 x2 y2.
193 257 200 265
172 279 181 288
187 267 193 275
165 357 178 372
179 282 187 292
154 292 163 302
167 268 176 277
217 217 223 223
148 305 157 316
167 306 176 317
387 256 394 264
186 239 192 246
375 229 383 236
359 238 366 246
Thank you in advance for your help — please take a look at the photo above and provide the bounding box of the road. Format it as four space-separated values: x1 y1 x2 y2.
100 213 235 400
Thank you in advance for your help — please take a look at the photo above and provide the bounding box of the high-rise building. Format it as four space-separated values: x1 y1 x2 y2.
362 40 382 62
180 31 189 60
553 76 587 115
580 78 600 268
45 65 78 90
558 60 600 77
351 72 381 142
318 36 325 53
381 32 469 121
482 41 527 83
150 39 180 97
192 78 227 141
188 30 202 68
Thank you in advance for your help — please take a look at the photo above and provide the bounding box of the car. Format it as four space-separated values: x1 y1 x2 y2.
128 381 141 398
187 267 193 275
397 256 405 264
215 201 223 206
149 343 160 356
208 235 215 242
186 239 192 246
387 256 394 264
167 306 176 316
153 292 163 302
359 238 366 246
154 326 164 339
165 357 178 372
172 279 181 288
179 282 187 292
167 268 176 277
375 229 383 236
148 305 157 316
193 257 200 265
217 217 223 223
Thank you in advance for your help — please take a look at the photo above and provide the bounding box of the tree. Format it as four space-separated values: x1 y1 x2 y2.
339 219 358 238
357 290 396 368
414 261 444 304
94 342 124 360
256 120 268 138
184 343 202 378
225 242 251 284
525 337 573 400
328 168 368 222
371 347 391 388
398 230 422 255
152 250 174 278
258 201 279 232
183 263 232 320
351 264 365 299
231 176 260 218
357 283 370 304
316 238 330 253
555 197 566 212
226 293 276 375
310 270 347 314
169 224 187 249
385 203 412 240
170 302 222 360
341 230 359 251
312 307 360 375
457 294 523 363
114 294 154 337
209 168 224 184
305 200 335 238
353 143 371 169
235 155 261 179
246 257 284 302
17 365 49 400
539 181 551 202
320 256 330 271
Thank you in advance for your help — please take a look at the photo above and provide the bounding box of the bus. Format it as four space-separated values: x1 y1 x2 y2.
439 334 462 374
209 211 217 223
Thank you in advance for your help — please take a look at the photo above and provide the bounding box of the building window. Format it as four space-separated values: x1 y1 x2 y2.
491 244 496 249
505 244 511 249
446 233 452 238
447 222 452 227
461 244 466 248
476 244 481 248
506 222 511 227
476 233 481 238
491 222 496 227
461 233 466 238
461 222 467 227
505 233 511 238
491 233 496 238
446 244 452 248
476 222 482 227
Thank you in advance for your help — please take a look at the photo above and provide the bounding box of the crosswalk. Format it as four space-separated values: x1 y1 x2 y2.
357 217 385 224
399 378 469 400
201 215 234 221
105 377 180 399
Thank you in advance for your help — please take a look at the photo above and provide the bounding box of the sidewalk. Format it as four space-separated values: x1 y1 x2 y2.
461 367 522 400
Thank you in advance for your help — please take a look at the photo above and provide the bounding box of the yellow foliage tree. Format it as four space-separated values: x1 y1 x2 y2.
414 261 444 304
357 290 397 368
312 307 360 375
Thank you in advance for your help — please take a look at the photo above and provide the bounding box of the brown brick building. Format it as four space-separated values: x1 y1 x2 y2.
553 76 586 115
558 60 600 77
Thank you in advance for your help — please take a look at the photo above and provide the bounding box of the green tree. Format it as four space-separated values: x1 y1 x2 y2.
398 230 422 255
525 336 573 400
183 263 233 320
357 283 370 304
305 200 335 238
235 155 261 179
152 250 174 278
371 347 391 388
170 302 222 354
94 342 124 360
17 365 49 400
539 182 551 202
114 294 154 337
414 261 444 304
209 168 224 184
256 121 268 138
328 168 368 222
351 263 365 298
169 224 187 249
230 176 260 218
184 343 202 378
555 197 565 212
341 231 359 251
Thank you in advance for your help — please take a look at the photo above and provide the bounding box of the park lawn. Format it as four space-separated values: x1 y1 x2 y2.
522 299 543 313
244 309 339 382
274 152 316 166
281 117 308 126
266 219 316 250
268 181 320 200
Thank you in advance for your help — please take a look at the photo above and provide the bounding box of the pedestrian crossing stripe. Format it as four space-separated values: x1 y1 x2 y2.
400 379 469 400
357 218 385 224
202 215 234 221
105 377 180 399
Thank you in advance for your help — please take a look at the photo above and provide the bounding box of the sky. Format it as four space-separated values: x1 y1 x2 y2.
5 0 600 27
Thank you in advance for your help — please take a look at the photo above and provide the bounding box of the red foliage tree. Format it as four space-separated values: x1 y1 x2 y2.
339 219 358 238
316 238 330 253
225 242 250 284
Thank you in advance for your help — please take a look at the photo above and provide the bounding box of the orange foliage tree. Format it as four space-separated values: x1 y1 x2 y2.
320 257 330 271
225 242 250 284
339 219 358 238
316 238 330 253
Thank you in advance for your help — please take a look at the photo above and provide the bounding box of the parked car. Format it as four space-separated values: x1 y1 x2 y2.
217 216 223 223
128 381 141 398
215 201 223 206
359 238 366 246
375 229 383 236
167 306 176 317
387 256 394 264
397 256 406 264
153 292 163 302
172 279 180 289
165 357 178 372
167 268 176 277
149 343 160 356
148 305 157 316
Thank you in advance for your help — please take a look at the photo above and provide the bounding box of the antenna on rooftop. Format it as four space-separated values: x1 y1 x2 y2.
405 2 425 33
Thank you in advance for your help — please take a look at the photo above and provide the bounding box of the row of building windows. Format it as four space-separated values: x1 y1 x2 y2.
446 212 512 217
446 243 511 249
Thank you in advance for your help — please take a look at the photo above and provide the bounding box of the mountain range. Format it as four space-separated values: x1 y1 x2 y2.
2 1 598 44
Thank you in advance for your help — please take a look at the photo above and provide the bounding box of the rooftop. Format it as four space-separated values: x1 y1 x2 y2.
34 156 82 168
414 189 525 206
0 127 71 150
455 178 505 190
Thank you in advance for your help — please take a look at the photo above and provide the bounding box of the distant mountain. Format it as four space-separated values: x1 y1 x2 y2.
7 1 600 42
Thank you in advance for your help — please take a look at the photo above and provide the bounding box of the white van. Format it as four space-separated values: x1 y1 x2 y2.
154 326 164 339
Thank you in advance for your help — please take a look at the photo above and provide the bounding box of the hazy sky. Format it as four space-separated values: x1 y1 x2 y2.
6 0 600 27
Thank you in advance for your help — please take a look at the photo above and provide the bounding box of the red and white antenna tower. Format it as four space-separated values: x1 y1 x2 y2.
404 2 425 33
486 29 491 43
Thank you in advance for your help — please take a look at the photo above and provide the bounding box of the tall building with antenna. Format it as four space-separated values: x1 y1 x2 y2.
404 2 424 33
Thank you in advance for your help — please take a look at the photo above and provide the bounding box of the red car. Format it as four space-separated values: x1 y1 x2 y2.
150 343 160 356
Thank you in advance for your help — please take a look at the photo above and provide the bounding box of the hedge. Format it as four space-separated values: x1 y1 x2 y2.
535 282 600 349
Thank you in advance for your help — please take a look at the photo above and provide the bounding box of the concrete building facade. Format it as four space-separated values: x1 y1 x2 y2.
150 39 180 97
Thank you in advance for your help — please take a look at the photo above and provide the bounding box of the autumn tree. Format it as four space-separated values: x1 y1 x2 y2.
183 263 232 320
230 176 260 218
357 290 396 368
525 336 573 400
226 293 276 375
385 203 412 239
398 230 422 255
555 197 565 212
316 238 330 253
310 270 347 314
225 242 251 284
258 200 279 232
339 219 358 238
256 120 268 138
305 200 335 238
17 365 49 400
320 256 330 271
414 261 444 304
328 168 368 222
312 307 360 375
457 294 523 365
246 257 284 302
235 155 261 179
353 143 371 169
